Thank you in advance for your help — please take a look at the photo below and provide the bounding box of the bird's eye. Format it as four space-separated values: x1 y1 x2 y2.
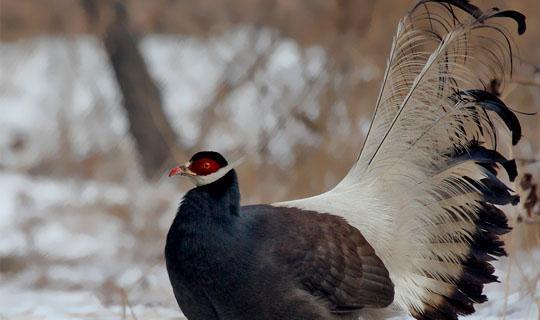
189 158 221 175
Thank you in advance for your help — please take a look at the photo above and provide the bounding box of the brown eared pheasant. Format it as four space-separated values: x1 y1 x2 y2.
165 1 526 319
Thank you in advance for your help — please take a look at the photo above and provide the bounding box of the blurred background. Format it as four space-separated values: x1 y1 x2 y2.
0 0 539 319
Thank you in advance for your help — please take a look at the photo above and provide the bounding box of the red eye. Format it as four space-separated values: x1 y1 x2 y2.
189 158 221 175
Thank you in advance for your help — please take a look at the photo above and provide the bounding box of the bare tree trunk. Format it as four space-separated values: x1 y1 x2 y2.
83 0 183 179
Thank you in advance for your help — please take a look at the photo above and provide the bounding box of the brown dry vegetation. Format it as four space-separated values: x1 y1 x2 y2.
1 0 539 318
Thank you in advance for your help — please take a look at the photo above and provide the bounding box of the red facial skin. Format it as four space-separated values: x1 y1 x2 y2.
188 158 221 176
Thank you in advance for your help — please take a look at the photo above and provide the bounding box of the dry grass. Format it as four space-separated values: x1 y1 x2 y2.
0 0 539 319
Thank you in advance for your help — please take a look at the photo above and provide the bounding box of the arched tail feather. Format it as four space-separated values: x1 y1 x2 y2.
275 1 525 319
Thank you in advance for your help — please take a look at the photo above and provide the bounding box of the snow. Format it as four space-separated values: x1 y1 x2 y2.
466 252 540 320
0 28 538 319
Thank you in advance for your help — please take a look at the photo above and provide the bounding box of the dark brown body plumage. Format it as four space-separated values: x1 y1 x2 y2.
165 170 393 320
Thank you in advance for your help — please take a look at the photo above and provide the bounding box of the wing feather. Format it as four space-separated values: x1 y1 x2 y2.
272 208 394 310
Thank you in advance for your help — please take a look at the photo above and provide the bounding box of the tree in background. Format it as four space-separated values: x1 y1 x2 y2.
83 0 183 179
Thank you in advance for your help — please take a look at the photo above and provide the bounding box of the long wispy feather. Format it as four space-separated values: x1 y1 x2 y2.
276 1 526 319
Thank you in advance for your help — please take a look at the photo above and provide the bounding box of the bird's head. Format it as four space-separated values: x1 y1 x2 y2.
168 151 233 186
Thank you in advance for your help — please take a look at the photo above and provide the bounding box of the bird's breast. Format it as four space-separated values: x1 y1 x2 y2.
165 209 246 287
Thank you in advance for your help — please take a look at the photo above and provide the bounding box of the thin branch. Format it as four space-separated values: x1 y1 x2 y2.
192 30 279 152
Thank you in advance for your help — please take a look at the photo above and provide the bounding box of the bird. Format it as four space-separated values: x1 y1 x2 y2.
165 1 527 319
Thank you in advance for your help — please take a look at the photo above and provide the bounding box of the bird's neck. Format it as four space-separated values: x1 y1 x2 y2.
166 170 242 277
178 169 240 221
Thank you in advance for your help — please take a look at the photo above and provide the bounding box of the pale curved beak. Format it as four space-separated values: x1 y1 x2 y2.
168 163 194 177
168 165 185 177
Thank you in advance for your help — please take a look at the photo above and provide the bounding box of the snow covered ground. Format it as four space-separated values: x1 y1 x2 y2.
1 252 538 320
1 31 539 319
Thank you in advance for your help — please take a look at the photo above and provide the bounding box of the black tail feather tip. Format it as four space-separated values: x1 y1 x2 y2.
414 201 510 320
